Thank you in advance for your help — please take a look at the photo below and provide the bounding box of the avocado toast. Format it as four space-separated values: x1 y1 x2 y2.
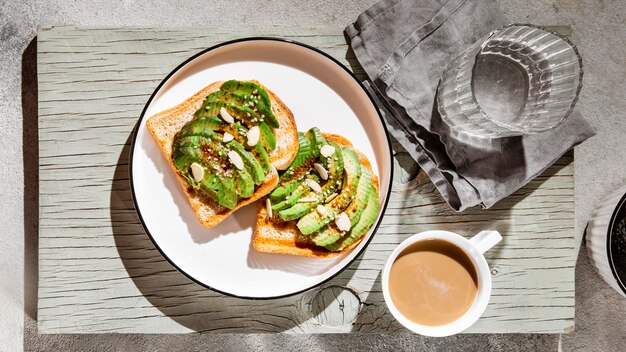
253 128 381 258
146 80 298 228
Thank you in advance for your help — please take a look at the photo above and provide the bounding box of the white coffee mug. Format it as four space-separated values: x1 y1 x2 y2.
382 230 502 337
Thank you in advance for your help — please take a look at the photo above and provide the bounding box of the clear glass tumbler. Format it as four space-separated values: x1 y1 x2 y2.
436 24 583 138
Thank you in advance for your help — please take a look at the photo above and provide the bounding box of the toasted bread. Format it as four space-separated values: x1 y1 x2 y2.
252 133 380 258
146 80 299 228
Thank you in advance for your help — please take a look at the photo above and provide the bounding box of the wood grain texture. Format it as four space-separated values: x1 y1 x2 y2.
37 26 575 334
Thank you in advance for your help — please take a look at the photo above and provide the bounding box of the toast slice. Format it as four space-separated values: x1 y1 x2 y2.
146 80 299 228
252 133 380 258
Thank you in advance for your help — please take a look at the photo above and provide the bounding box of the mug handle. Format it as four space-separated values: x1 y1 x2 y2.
469 230 502 254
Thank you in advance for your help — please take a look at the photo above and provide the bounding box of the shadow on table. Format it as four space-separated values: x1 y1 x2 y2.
110 135 351 332
344 271 559 351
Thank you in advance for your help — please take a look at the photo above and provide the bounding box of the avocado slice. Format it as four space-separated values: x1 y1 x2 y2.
253 143 271 174
172 141 203 174
218 80 280 128
271 174 320 211
269 162 314 203
196 134 257 199
172 134 251 208
325 187 380 252
232 167 255 198
172 135 216 172
269 128 328 202
198 88 278 151
194 134 267 200
282 128 326 175
223 140 264 184
195 101 262 126
297 148 362 235
204 89 277 128
219 122 271 178
310 167 373 246
195 101 277 150
307 127 325 159
278 141 344 221
199 173 238 210
171 135 238 209
269 133 312 202
225 139 265 185
177 117 225 138
220 80 271 106
282 132 313 174
258 122 276 150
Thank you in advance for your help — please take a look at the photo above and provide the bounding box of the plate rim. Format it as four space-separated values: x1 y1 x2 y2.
128 36 394 300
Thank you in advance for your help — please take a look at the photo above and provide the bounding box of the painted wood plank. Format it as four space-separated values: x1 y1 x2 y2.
37 26 575 334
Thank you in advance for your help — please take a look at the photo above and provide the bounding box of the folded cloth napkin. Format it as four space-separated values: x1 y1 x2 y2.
345 0 595 211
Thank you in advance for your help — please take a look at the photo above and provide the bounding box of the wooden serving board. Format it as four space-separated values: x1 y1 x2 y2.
37 26 575 334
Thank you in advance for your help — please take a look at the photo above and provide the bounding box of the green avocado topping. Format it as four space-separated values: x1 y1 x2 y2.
267 127 381 251
171 80 278 210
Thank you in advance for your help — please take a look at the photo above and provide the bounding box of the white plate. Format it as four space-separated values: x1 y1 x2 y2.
130 38 393 298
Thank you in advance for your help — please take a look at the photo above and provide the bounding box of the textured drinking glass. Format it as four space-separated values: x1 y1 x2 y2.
437 24 583 138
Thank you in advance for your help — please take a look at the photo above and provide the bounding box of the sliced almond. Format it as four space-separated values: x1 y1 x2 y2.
222 132 234 143
313 163 329 180
266 198 273 218
190 162 205 182
317 205 329 217
227 150 244 170
320 145 335 158
298 196 317 203
246 126 260 147
335 212 351 232
324 192 338 203
305 179 322 193
219 107 235 124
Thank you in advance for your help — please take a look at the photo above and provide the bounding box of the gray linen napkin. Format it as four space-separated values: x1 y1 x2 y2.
346 0 595 211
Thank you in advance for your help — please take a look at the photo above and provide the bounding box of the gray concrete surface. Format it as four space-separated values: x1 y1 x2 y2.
1 0 624 350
